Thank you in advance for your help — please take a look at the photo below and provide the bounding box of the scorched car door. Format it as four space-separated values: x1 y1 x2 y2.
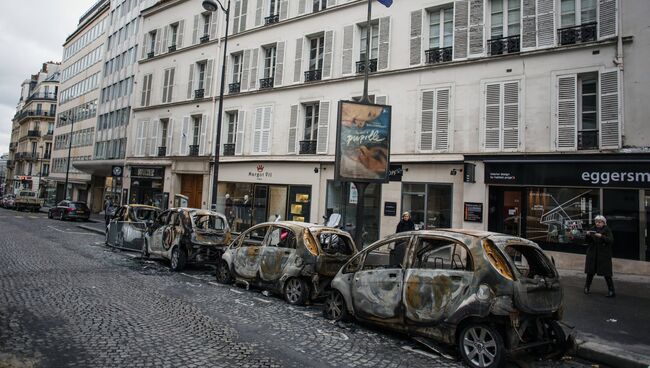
234 225 269 279
259 226 296 282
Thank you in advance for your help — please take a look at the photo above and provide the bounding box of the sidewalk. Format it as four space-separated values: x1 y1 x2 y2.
559 269 650 367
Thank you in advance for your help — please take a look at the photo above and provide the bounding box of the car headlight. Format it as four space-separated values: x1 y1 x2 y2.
477 284 493 302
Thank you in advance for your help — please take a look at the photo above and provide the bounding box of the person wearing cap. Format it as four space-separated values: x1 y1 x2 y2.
396 211 415 233
584 215 615 297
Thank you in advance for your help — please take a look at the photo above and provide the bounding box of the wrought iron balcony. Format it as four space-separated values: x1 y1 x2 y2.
15 152 38 161
27 130 40 138
265 14 279 25
147 51 154 59
158 146 167 157
488 35 521 56
299 140 317 154
43 152 51 160
200 34 210 43
356 58 377 74
194 89 205 99
578 130 599 150
9 143 16 151
229 82 241 94
189 145 200 156
259 77 274 89
425 47 453 64
558 22 597 46
168 44 177 52
304 69 322 82
223 143 236 156
44 130 54 137
15 109 56 122
26 92 57 102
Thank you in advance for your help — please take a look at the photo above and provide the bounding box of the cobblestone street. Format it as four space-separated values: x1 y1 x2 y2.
0 209 592 368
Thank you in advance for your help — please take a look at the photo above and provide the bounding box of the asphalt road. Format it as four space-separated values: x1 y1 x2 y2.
0 208 594 368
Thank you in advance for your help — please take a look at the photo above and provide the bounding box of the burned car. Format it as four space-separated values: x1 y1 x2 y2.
144 208 232 271
324 229 567 368
217 221 357 305
106 205 161 251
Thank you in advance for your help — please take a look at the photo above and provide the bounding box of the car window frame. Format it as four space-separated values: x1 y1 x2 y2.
267 225 297 249
411 235 474 272
343 234 413 274
240 224 270 247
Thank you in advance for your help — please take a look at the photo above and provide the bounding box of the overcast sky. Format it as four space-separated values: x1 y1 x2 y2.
0 0 94 155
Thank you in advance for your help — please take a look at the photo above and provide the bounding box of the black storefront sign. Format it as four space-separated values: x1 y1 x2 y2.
464 202 483 222
130 166 164 179
384 201 397 216
388 164 403 182
485 162 650 189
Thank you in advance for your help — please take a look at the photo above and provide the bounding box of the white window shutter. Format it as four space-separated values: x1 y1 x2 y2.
240 0 248 32
253 107 263 154
235 111 245 155
241 49 251 91
192 14 199 45
316 101 330 154
150 119 160 156
288 104 298 154
166 119 174 155
161 26 169 51
209 12 218 39
293 38 303 83
205 59 214 96
598 0 617 40
521 0 537 49
162 69 170 103
168 68 175 102
187 64 195 99
420 91 434 151
140 33 147 59
140 74 148 106
502 81 520 150
298 0 306 15
599 69 621 149
200 115 209 155
435 88 451 151
484 83 501 150
279 0 288 21
146 74 153 106
468 0 484 56
322 31 334 78
143 120 152 156
409 10 422 66
249 49 259 89
154 28 162 55
536 0 555 47
233 1 241 33
274 41 285 86
255 0 263 26
261 106 272 154
453 0 469 60
327 0 336 7
177 20 185 48
342 25 354 75
556 75 577 150
377 17 390 71
135 121 143 156
375 95 387 105
180 117 190 155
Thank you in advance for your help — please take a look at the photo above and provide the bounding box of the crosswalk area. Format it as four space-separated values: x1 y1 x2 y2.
0 214 47 219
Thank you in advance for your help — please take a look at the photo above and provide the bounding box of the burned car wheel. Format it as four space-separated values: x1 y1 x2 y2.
284 278 309 305
215 260 233 284
323 290 348 321
141 239 150 259
170 246 187 272
459 323 504 368
48 211 53 219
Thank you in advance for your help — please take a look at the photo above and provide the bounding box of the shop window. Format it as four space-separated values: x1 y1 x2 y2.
326 181 381 247
401 183 452 230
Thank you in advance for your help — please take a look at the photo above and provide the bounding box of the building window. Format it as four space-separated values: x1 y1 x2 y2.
230 53 243 93
359 22 379 62
429 7 453 49
578 72 598 149
402 183 452 230
313 0 326 13
263 45 277 79
140 74 152 107
303 103 319 141
226 112 238 144
161 119 169 148
192 116 201 146
170 23 179 47
490 0 520 39
148 30 157 54
309 35 325 72
560 0 597 27
162 68 175 103
197 61 206 90
202 13 211 37
269 0 279 16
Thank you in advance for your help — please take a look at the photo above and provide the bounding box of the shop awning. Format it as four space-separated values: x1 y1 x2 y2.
73 160 125 176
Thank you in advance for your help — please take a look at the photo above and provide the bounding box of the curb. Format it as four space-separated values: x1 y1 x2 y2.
77 225 106 236
574 338 650 368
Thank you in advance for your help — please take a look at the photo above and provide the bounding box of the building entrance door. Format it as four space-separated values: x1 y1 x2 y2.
645 193 650 261
181 175 203 208
488 187 524 237
603 189 640 260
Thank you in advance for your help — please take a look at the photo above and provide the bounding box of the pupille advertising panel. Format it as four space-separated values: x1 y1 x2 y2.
335 100 391 182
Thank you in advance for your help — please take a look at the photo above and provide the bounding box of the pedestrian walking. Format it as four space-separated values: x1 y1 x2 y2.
396 211 415 233
584 215 615 297
104 196 114 227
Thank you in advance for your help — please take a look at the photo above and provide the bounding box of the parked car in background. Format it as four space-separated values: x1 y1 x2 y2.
324 229 568 368
48 201 91 221
144 208 232 271
106 205 161 252
1 195 16 209
218 221 357 305
14 190 44 212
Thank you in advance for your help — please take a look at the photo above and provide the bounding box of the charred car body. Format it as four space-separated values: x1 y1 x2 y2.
144 208 232 271
218 221 357 305
324 229 568 368
106 205 161 251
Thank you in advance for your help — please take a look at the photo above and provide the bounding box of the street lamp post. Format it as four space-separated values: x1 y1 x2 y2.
202 0 231 211
37 145 44 198
60 114 74 200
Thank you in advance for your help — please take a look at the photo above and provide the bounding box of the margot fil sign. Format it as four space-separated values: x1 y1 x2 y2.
335 100 391 182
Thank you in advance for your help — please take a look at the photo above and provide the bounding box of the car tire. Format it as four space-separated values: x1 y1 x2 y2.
59 212 65 221
539 320 569 358
458 323 505 368
48 211 53 219
284 278 310 305
141 238 150 259
170 246 187 272
323 290 348 321
215 260 233 284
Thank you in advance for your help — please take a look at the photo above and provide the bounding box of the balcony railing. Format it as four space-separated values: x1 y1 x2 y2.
26 92 57 102
356 58 377 74
558 22 597 46
168 44 177 52
189 145 200 156
158 146 167 157
223 143 236 156
299 140 317 154
304 69 322 82
259 77 274 89
44 130 54 137
147 51 155 59
265 14 279 25
9 143 16 151
229 82 241 94
200 34 210 43
15 109 56 122
425 47 453 64
488 35 521 56
27 130 41 138
43 152 51 160
578 130 599 150
194 89 205 99
15 152 38 161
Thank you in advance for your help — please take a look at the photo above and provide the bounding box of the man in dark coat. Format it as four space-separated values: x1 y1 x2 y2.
396 212 415 233
584 215 615 297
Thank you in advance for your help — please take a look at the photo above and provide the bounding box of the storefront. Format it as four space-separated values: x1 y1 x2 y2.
482 157 650 262
128 166 165 207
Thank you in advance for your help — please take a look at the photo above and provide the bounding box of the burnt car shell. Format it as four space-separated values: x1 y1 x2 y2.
106 205 160 251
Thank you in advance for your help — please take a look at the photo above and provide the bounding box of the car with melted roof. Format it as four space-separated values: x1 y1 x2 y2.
217 221 357 305
144 208 232 271
106 205 161 251
323 229 568 368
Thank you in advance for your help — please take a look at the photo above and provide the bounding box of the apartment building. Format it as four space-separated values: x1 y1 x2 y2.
49 0 110 209
132 0 649 267
6 62 59 201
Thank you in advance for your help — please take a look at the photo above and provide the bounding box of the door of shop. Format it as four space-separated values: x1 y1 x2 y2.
488 187 525 237
603 189 640 260
645 194 650 261
181 175 203 209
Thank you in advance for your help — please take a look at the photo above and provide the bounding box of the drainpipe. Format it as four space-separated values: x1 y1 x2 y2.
613 0 624 69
